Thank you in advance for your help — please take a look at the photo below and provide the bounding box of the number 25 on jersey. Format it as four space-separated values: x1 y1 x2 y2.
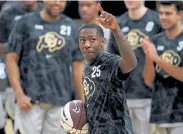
91 66 101 78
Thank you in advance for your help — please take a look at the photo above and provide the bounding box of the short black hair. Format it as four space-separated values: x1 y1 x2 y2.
78 0 101 4
78 24 104 38
157 1 183 12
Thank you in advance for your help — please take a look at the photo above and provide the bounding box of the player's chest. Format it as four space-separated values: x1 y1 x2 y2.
25 23 74 55
28 23 72 40
84 65 110 83
156 39 183 57
120 20 159 36
83 65 109 103
155 39 183 76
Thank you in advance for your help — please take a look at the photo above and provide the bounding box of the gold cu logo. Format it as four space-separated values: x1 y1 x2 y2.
155 50 181 78
126 29 146 50
36 32 65 52
83 77 95 100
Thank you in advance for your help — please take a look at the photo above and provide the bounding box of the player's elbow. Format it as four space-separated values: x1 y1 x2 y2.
6 53 19 71
126 56 137 72
120 57 137 74
144 78 153 88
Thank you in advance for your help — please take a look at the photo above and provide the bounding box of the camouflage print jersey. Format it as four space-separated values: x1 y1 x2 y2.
0 2 43 43
7 12 83 106
83 52 134 134
150 31 183 123
107 9 162 99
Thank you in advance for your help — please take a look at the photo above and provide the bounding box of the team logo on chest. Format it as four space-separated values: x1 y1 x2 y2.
36 32 65 52
155 50 181 78
126 29 146 50
83 77 95 100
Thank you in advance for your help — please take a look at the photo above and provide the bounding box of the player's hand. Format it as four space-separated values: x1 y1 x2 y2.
16 94 32 112
141 37 159 61
96 3 119 31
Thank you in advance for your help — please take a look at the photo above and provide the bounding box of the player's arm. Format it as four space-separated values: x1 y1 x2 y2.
142 38 183 83
153 57 183 82
6 53 24 98
111 26 137 73
6 20 32 111
143 57 155 87
97 4 137 74
107 32 120 56
72 61 85 101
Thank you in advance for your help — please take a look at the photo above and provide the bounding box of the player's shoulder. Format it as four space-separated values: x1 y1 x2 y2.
119 11 128 20
17 12 36 22
62 14 76 26
0 3 20 17
146 9 160 22
151 32 165 43
118 12 129 25
14 12 38 27
147 9 159 16
99 52 120 63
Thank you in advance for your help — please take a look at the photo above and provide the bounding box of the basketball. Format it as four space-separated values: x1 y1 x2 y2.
60 100 88 134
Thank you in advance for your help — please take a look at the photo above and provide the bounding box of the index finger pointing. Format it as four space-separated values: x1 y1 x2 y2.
98 3 104 14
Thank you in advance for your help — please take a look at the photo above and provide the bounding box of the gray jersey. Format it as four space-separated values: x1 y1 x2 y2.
8 12 83 106
107 9 162 99
150 31 183 124
83 52 133 134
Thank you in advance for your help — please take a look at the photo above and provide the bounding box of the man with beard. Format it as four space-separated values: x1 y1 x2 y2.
6 1 84 134
142 1 183 134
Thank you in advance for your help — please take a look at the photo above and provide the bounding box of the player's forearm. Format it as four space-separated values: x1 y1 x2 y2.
143 57 155 87
112 25 137 73
6 56 24 97
154 57 183 82
72 61 85 101
0 43 7 56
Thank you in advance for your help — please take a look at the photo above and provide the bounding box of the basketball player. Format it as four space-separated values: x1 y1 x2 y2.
78 4 137 134
78 0 110 46
142 1 183 134
0 0 43 44
6 1 84 134
0 1 43 133
107 1 162 134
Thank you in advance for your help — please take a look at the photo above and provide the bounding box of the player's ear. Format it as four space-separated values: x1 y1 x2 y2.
101 37 106 47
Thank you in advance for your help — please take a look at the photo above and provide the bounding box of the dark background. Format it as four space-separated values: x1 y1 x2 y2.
64 1 157 19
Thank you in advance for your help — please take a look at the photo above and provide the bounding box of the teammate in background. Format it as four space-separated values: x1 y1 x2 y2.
6 1 84 134
78 0 111 48
107 1 162 134
0 1 43 133
0 0 43 45
142 1 183 134
78 4 136 134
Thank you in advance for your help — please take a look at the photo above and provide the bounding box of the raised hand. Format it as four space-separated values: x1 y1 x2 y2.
141 38 158 61
96 3 119 31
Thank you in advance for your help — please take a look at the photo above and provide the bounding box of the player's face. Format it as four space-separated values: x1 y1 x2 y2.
158 5 182 30
43 0 66 17
79 1 99 23
124 0 144 10
79 28 105 62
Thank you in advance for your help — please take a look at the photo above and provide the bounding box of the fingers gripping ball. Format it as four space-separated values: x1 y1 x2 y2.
60 100 88 134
